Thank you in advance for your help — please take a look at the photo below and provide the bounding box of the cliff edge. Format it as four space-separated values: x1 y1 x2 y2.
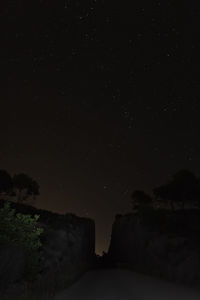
108 209 200 286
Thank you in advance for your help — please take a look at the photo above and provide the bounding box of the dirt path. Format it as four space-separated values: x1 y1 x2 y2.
54 269 200 300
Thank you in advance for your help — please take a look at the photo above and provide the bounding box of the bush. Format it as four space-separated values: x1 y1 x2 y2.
0 201 44 281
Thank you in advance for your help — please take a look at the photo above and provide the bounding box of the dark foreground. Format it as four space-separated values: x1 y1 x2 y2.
54 269 200 300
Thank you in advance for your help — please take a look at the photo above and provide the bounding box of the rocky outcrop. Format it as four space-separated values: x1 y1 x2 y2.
0 244 28 294
0 200 95 297
108 210 200 286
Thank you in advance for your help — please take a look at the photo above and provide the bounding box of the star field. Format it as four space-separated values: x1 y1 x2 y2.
1 0 200 253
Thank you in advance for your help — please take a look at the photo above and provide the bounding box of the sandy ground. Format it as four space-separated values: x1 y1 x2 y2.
54 269 200 300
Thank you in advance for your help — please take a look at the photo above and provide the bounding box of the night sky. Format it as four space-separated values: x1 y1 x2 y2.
1 0 200 254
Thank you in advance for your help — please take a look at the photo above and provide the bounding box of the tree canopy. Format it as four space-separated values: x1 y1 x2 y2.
0 170 40 203
0 170 13 197
131 190 153 212
153 169 200 209
13 173 40 203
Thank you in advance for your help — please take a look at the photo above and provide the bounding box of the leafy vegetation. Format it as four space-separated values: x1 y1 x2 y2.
0 202 43 281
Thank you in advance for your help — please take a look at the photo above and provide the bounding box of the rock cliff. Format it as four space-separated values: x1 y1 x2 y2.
108 210 200 286
0 199 95 297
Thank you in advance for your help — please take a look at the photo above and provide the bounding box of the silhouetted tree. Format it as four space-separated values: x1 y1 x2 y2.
131 190 153 212
12 173 40 203
0 170 13 198
153 183 174 209
153 169 200 210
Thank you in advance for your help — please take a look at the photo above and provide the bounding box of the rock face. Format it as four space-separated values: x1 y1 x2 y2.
0 244 28 293
37 215 95 276
108 211 200 286
0 200 95 296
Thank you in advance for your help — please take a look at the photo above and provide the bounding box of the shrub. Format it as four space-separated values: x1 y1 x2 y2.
0 201 43 281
